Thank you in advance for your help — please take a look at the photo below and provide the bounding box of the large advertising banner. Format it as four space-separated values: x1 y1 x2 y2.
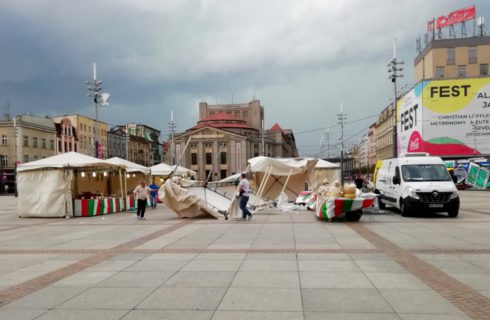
398 78 490 156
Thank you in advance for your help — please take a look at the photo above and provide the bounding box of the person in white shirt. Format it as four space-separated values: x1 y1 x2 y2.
133 181 150 220
237 173 253 220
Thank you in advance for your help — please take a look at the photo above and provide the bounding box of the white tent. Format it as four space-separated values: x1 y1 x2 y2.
17 152 125 218
150 163 197 178
310 159 340 190
105 157 150 174
105 157 150 194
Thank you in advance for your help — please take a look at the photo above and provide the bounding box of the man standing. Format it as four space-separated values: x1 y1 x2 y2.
237 173 252 220
148 178 159 209
133 181 150 220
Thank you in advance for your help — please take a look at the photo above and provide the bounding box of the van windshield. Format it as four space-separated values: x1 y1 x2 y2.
401 164 451 182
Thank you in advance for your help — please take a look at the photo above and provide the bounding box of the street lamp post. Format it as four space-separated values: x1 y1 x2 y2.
388 39 404 158
86 63 109 158
337 103 346 184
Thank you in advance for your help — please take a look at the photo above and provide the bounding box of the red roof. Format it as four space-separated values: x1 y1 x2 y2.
270 123 283 131
190 123 253 130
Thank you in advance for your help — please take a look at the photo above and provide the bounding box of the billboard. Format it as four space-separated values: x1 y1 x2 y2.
427 5 475 32
397 78 490 157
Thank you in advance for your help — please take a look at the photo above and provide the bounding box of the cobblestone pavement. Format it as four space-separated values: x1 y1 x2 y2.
0 190 489 319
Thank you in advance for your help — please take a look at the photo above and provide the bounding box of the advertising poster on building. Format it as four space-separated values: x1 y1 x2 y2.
398 78 490 156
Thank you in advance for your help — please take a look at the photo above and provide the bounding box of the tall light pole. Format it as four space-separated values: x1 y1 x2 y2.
168 111 177 164
388 39 404 157
86 62 110 158
337 103 346 184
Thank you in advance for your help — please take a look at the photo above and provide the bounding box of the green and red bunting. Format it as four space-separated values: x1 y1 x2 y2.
315 197 375 220
73 197 124 217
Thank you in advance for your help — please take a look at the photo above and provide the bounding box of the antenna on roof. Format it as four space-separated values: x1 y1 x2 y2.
253 88 256 99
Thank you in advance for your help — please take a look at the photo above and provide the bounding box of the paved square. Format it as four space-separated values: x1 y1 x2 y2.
0 191 489 319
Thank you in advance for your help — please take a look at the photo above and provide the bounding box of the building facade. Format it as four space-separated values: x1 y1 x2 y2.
126 124 161 165
52 115 108 158
173 112 297 181
199 99 264 131
414 36 490 82
267 124 299 158
0 114 57 193
374 103 396 161
54 117 79 154
107 127 126 159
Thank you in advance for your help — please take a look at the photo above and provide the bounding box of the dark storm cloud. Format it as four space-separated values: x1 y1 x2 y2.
1 0 489 152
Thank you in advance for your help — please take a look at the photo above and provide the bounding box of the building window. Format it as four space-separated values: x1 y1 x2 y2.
469 46 477 64
206 153 212 165
220 170 227 179
457 65 466 77
191 153 198 165
1 135 7 145
33 137 38 148
447 48 455 65
436 66 445 78
24 154 29 163
41 138 46 149
23 135 29 147
49 140 54 150
0 154 7 167
480 64 488 76
220 152 227 164
33 155 38 161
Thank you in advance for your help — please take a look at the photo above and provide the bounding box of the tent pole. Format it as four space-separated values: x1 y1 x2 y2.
169 137 192 179
279 169 293 196
119 168 126 211
254 165 272 206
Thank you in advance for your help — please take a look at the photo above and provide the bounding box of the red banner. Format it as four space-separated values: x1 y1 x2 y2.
427 5 475 32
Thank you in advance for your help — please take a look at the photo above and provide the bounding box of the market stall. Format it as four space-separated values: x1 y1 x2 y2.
17 152 126 218
105 157 150 209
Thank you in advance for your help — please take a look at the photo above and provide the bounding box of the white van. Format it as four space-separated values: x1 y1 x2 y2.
375 155 459 217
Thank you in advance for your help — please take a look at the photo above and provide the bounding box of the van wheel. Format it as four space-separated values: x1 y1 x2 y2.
377 197 386 210
448 208 459 218
345 210 362 222
400 199 410 217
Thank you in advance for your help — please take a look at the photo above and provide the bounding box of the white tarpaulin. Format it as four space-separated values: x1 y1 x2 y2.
17 152 123 218
151 163 197 177
159 179 220 218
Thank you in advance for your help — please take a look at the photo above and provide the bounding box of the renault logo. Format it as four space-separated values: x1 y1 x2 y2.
432 191 439 198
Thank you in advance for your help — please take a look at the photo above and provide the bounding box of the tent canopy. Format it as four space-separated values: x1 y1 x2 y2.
105 157 150 174
150 163 197 177
315 159 339 169
17 152 122 172
248 156 319 175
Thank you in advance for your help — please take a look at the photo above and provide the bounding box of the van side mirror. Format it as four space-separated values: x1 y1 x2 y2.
393 176 400 185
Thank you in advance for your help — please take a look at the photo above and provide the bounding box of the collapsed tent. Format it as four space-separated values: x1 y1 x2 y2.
159 179 222 219
248 156 319 202
17 152 125 218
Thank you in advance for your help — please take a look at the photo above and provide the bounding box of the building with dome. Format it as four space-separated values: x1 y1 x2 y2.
173 100 298 181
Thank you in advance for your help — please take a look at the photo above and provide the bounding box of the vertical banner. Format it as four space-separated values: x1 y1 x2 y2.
235 142 241 172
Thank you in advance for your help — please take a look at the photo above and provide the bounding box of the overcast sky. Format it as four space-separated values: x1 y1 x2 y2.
1 0 488 157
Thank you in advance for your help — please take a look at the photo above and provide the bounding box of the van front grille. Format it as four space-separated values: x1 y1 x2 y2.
416 192 452 203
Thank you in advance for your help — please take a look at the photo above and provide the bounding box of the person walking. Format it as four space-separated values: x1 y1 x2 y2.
148 178 159 209
133 180 150 220
237 173 253 220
